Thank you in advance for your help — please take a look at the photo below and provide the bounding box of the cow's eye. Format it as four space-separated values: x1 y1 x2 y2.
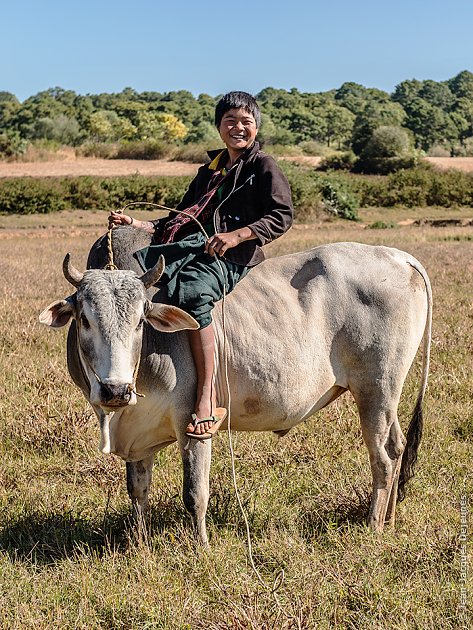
136 319 144 331
81 314 90 329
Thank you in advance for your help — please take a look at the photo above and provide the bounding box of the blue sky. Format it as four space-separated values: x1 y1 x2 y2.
2 0 472 101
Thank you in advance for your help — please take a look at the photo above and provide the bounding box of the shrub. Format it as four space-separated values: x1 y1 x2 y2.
279 162 323 221
76 142 118 159
355 126 417 174
367 220 396 229
32 115 82 145
362 126 412 159
0 132 29 159
353 155 419 175
114 140 175 160
1 166 472 217
427 144 451 157
451 137 473 157
0 178 66 214
319 180 359 220
317 151 357 171
172 143 212 164
299 140 330 157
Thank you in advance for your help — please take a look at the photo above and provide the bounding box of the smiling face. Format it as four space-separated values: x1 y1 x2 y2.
218 107 258 162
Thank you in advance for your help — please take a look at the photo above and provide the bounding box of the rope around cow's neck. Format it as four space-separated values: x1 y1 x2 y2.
107 201 297 625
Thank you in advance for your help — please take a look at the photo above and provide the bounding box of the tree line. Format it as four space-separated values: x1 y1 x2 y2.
1 70 472 159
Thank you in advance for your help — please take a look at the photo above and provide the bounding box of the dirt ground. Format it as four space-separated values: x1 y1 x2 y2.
0 158 199 178
1 155 472 179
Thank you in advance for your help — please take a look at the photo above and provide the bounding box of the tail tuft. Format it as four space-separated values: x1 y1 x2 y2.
398 394 424 502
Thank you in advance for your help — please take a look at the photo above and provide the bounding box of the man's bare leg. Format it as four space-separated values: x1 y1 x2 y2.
186 323 217 435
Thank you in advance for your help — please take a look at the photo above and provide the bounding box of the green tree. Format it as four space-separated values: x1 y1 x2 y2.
185 120 220 144
392 79 423 107
135 112 187 141
418 80 455 110
352 101 406 155
448 70 473 99
361 126 412 158
324 104 355 148
88 110 136 141
0 92 20 129
402 98 458 150
32 114 81 144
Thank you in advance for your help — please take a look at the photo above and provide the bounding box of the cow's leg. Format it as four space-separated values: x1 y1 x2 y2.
353 393 405 532
126 455 154 521
179 437 211 546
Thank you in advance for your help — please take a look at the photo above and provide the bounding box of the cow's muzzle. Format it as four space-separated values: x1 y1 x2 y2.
99 382 133 408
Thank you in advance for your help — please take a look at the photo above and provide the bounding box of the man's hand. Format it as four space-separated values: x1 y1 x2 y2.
205 227 257 257
108 211 132 229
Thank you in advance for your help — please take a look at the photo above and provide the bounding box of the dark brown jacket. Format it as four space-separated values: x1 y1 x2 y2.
153 142 293 267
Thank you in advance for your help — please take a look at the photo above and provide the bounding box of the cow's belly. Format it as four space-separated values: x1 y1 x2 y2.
221 351 343 432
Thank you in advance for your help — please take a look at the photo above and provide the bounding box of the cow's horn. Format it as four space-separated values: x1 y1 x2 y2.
63 253 84 287
139 255 165 288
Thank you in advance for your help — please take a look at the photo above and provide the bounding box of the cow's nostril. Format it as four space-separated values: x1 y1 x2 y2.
100 383 131 403
100 382 115 402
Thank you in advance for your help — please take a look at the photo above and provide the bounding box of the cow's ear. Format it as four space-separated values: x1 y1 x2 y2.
39 297 75 328
145 302 199 332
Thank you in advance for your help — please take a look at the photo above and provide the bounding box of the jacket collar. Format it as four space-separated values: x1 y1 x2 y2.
207 141 260 170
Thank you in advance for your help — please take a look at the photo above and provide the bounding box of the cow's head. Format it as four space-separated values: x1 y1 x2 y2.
39 254 199 412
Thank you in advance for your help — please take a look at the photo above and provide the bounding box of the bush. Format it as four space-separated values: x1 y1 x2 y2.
353 155 419 174
355 126 417 174
280 162 359 221
317 151 357 171
0 178 66 214
362 126 412 159
319 180 359 220
367 220 396 229
279 162 323 221
1 165 473 217
114 140 175 160
0 132 29 159
357 166 473 207
299 140 331 157
172 143 212 163
0 175 192 215
427 144 451 157
76 142 118 158
451 137 473 157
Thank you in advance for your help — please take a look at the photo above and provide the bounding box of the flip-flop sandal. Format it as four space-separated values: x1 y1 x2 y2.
185 407 227 440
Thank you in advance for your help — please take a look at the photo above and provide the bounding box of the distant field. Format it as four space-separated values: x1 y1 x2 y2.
0 157 198 179
0 209 471 628
1 155 473 178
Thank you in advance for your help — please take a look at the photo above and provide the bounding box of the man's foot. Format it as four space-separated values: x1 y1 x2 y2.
185 408 227 440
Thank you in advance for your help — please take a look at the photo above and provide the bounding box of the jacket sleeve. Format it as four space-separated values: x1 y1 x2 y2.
246 155 294 245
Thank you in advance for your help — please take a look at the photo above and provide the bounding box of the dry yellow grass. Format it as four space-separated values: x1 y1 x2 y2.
0 157 198 179
0 211 472 628
1 155 473 180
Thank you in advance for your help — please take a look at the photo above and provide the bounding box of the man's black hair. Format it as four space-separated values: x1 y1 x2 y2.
214 91 261 128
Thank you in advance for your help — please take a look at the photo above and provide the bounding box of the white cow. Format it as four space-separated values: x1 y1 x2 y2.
40 229 432 544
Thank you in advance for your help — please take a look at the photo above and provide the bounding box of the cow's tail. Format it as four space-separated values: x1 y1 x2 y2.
398 260 432 502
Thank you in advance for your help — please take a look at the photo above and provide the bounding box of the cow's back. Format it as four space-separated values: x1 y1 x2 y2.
213 242 429 431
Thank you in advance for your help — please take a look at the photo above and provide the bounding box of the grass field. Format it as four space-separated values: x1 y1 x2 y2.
0 208 472 628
